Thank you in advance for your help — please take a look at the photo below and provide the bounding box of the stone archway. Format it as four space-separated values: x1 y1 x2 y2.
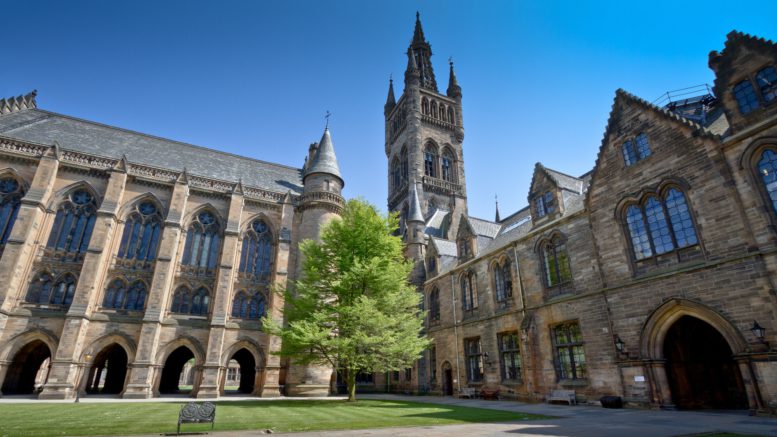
222 349 256 395
158 346 196 395
84 343 129 395
1 340 52 395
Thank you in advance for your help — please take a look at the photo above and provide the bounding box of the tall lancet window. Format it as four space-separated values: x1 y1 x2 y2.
47 189 98 258
0 177 24 254
117 201 162 265
238 219 274 282
181 211 221 273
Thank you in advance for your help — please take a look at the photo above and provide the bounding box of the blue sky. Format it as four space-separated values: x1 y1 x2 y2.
2 1 775 219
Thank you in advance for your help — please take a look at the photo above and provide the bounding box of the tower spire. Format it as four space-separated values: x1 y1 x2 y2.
385 75 396 115
447 58 462 98
495 194 501 222
408 179 425 223
405 12 437 91
412 11 426 46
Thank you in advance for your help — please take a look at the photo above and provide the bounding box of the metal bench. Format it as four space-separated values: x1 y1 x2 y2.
547 389 576 405
458 387 477 398
177 401 216 435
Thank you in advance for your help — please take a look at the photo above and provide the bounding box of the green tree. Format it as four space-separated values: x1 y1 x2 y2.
263 199 429 401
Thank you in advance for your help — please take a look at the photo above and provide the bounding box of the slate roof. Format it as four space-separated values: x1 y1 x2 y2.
305 128 342 184
468 216 501 239
424 209 449 238
0 108 304 194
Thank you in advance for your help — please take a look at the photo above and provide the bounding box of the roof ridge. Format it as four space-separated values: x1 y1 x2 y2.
28 109 304 173
615 88 719 138
724 30 777 49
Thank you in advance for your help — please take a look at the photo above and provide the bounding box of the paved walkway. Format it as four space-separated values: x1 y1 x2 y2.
3 393 776 436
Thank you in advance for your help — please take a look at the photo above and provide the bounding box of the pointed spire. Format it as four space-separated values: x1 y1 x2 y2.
305 127 343 185
384 75 396 115
447 58 462 98
404 13 437 91
408 179 424 223
412 11 426 45
495 194 501 222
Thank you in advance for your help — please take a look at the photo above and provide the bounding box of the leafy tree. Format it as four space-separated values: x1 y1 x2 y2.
264 198 429 401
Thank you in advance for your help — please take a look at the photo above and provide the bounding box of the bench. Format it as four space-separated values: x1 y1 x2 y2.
178 401 216 435
547 389 576 405
458 387 477 398
480 387 500 400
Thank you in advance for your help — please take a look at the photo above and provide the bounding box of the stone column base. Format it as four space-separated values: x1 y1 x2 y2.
38 383 75 400
122 383 154 399
260 384 283 398
196 384 220 399
285 383 330 397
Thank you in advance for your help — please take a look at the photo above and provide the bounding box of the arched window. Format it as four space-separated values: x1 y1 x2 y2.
231 290 266 320
171 285 210 316
493 259 513 302
0 177 24 253
624 188 698 260
424 144 438 178
421 98 430 115
448 107 455 125
461 271 477 310
27 272 77 306
238 219 274 282
428 288 440 322
181 211 221 272
431 101 438 118
439 104 446 121
103 279 147 311
391 157 401 192
47 189 98 257
441 149 455 182
117 201 162 264
541 235 572 287
757 148 777 213
400 147 409 182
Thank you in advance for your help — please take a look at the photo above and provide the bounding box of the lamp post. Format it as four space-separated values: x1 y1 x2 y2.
74 351 93 403
751 321 766 343
614 335 625 354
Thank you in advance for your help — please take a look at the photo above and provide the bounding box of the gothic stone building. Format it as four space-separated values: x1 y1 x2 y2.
0 90 345 399
375 17 777 413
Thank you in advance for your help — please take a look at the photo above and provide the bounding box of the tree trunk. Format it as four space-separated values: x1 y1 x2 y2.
347 368 357 401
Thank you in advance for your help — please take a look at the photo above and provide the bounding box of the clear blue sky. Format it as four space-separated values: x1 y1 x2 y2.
2 1 775 219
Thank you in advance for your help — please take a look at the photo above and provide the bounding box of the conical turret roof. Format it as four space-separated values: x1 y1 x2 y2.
305 128 343 185
408 180 424 223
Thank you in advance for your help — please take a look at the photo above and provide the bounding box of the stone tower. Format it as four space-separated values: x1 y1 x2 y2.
285 127 344 397
385 13 467 257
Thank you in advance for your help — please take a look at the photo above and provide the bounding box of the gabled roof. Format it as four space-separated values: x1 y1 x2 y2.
424 208 449 238
531 163 585 195
468 216 501 239
430 237 457 257
0 107 304 194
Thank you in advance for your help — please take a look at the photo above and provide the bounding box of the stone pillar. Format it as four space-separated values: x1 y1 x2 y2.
123 173 189 398
0 146 59 325
736 357 764 412
196 185 243 399
260 193 294 397
39 162 127 399
646 359 675 410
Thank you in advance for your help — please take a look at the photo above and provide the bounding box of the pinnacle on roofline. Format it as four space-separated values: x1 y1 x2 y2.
0 90 37 115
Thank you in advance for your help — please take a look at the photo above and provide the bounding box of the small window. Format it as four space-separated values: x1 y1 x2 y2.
231 290 267 320
552 322 586 380
493 259 513 302
464 338 483 382
622 133 652 167
460 271 477 310
535 192 555 218
458 239 471 258
426 255 437 275
171 285 210 316
424 148 438 178
541 235 572 287
26 272 77 307
103 279 147 311
734 79 761 115
498 332 522 381
428 288 440 322
756 66 777 103
429 346 437 382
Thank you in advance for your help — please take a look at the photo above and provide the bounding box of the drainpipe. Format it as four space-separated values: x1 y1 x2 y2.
450 272 462 393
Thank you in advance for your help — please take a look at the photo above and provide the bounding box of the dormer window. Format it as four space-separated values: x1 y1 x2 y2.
458 239 471 258
535 192 555 218
622 133 652 167
734 79 760 114
426 255 437 275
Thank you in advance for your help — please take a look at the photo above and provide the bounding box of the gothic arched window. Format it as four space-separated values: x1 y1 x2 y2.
117 201 162 263
181 211 221 272
424 144 438 178
431 101 438 118
541 235 572 287
0 176 23 252
238 219 274 282
47 189 98 257
461 271 477 311
447 107 455 125
25 271 53 304
103 279 147 311
441 149 455 182
757 148 777 213
400 146 409 182
391 157 401 192
231 290 266 320
428 287 440 322
623 187 698 261
26 272 77 306
421 98 430 115
439 104 446 121
493 259 513 302
171 285 210 316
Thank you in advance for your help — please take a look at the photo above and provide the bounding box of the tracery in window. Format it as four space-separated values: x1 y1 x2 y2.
552 322 586 380
540 235 572 287
238 219 274 282
460 270 477 310
757 66 777 103
47 189 98 258
424 143 438 178
0 176 24 252
441 149 455 182
493 258 513 302
498 332 522 381
103 278 147 311
734 79 760 115
26 272 76 307
623 187 698 261
181 210 221 272
171 285 210 316
231 289 266 320
117 201 162 264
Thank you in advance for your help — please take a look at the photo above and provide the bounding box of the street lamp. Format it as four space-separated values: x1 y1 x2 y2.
751 321 766 342
614 335 625 353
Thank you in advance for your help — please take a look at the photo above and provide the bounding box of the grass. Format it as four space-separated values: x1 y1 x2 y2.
0 399 548 437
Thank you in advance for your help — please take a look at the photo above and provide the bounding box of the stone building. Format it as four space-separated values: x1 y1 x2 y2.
0 90 344 398
376 16 777 413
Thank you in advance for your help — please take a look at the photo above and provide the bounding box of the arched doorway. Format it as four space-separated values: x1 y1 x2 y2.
1 340 51 395
84 344 128 395
158 346 195 395
223 349 255 395
664 316 747 409
441 362 453 396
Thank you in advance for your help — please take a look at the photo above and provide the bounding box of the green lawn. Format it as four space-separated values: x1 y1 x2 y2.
0 399 548 437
